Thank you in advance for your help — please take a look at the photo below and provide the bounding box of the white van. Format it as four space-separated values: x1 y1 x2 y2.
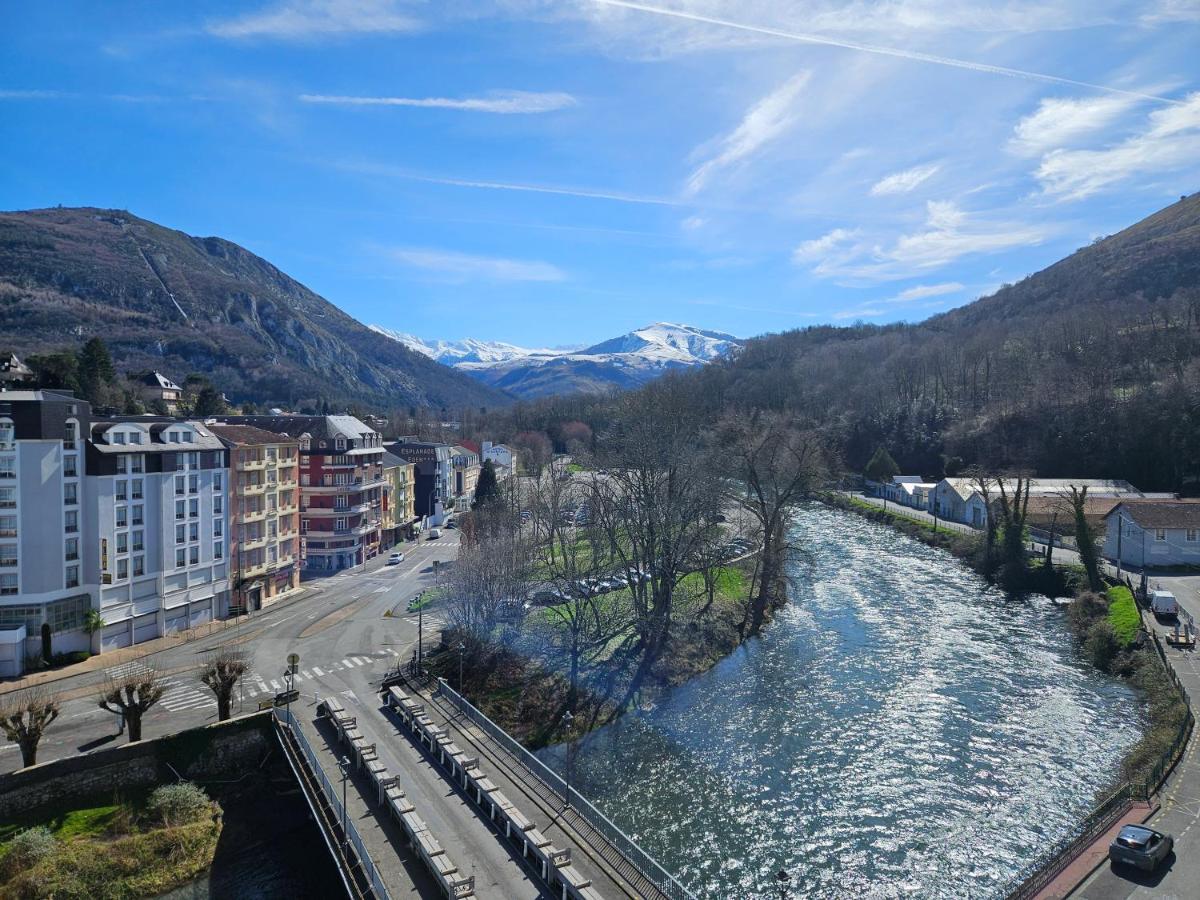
1150 590 1179 618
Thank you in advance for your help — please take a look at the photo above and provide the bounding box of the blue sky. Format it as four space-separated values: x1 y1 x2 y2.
2 1 1199 347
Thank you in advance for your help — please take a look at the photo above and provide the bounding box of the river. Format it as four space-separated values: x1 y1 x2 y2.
543 505 1143 899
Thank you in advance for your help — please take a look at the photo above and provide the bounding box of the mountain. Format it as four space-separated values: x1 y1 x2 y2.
0 208 510 410
370 322 742 399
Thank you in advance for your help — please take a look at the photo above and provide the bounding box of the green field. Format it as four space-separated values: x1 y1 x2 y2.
1106 585 1141 646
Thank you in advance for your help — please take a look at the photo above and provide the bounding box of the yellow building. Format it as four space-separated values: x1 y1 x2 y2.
381 450 417 548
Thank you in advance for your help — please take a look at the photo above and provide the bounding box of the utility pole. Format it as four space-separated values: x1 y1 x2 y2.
561 709 574 809
339 755 351 851
457 640 466 703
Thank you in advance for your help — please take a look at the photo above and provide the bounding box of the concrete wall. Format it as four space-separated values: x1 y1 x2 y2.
0 712 274 821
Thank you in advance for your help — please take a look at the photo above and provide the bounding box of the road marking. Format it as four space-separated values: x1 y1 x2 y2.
301 670 311 679
374 587 388 594
312 666 325 676
341 657 359 668
269 679 281 690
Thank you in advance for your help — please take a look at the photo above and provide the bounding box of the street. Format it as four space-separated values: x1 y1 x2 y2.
0 530 461 774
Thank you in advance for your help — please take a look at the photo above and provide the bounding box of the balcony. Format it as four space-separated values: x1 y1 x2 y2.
305 502 371 516
0 528 15 538
237 458 265 471
241 559 269 578
239 482 266 495
242 534 268 551
241 507 267 522
302 521 380 538
305 477 386 494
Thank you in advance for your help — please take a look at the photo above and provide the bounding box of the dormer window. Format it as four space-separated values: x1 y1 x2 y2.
113 433 126 445
130 432 142 445
336 437 346 451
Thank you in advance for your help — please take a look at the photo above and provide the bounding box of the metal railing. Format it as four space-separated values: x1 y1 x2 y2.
434 677 695 900
274 707 393 900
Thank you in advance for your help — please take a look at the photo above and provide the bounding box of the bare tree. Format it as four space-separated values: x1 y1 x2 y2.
200 649 248 721
995 474 1033 591
719 412 827 635
98 666 167 742
0 688 60 768
1062 485 1103 590
447 513 532 638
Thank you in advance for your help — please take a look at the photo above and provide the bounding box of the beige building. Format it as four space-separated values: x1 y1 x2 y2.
209 424 301 612
381 450 417 547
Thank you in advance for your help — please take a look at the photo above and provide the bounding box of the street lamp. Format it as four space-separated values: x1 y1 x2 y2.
457 641 466 700
339 755 351 851
561 709 575 809
776 868 790 900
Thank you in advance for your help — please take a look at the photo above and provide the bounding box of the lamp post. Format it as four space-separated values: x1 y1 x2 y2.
457 640 466 700
561 709 575 809
776 868 790 900
339 755 351 851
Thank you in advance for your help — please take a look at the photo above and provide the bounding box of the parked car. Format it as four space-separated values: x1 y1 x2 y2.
1109 824 1173 871
1151 590 1179 619
407 594 423 612
387 552 404 565
428 528 442 540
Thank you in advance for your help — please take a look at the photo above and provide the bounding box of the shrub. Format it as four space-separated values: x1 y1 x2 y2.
1084 620 1124 673
1067 591 1108 635
1105 586 1141 647
147 783 211 827
4 826 56 875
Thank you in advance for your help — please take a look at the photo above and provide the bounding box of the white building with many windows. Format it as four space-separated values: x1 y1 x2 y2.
0 390 93 672
1104 500 1200 569
86 419 230 651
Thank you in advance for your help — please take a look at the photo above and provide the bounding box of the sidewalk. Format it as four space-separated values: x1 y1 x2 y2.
1032 801 1157 900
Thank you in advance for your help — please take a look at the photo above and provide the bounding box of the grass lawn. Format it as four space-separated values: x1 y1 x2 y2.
1106 586 1141 646
565 462 585 474
0 802 123 846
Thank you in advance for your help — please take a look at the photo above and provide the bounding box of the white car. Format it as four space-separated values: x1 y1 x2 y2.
428 528 442 540
387 552 404 565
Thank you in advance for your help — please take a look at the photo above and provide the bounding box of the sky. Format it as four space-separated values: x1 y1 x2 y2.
2 1 1199 347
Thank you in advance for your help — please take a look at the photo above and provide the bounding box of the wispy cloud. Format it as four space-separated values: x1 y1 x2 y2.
299 90 576 114
686 71 810 195
337 159 682 207
885 281 963 302
388 247 566 282
0 89 71 99
1010 95 1139 156
1034 91 1200 201
589 0 1181 105
792 227 859 263
870 162 940 196
208 0 419 40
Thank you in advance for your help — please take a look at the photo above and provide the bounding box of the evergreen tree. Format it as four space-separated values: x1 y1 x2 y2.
78 338 115 405
473 459 499 508
193 386 226 417
26 351 81 394
864 446 901 482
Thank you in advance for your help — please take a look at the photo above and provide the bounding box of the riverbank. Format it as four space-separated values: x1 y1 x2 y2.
427 556 773 748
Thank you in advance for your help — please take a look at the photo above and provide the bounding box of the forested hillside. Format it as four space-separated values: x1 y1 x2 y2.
483 193 1200 494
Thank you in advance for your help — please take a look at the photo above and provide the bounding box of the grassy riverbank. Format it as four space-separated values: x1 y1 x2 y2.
428 558 766 748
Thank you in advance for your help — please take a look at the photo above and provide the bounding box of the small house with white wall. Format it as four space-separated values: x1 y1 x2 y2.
1104 500 1200 568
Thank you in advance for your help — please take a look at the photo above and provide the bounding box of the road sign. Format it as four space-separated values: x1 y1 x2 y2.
287 652 300 667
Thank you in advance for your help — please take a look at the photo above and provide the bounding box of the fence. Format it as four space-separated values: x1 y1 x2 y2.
274 707 393 900
432 677 695 900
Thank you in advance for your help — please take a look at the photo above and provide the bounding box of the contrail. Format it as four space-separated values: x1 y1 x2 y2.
591 0 1180 105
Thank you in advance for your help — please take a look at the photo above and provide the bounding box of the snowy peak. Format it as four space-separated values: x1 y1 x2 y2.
368 326 555 365
582 322 739 363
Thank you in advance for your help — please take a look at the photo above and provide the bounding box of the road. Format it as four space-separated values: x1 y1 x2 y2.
1071 572 1200 900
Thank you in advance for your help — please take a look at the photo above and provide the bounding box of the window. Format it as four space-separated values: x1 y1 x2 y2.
1155 528 1167 542
176 524 186 545
300 519 308 534
1188 529 1199 542
301 473 310 486
65 537 78 561
336 437 346 450
0 419 12 450
132 530 144 552
188 452 199 468
176 475 186 496
116 532 128 554
115 481 128 501
131 478 143 499
129 432 142 445
0 458 14 479
65 565 79 589
189 498 199 518
189 474 199 494
176 548 186 568
0 515 15 537
213 473 223 491
168 431 179 443
133 555 144 576
335 517 346 532
182 432 193 443
213 495 223 514
267 447 277 462
214 541 223 561
0 487 14 508
0 545 16 567
65 510 78 533
268 519 277 538
117 558 128 580
0 574 17 595
335 472 347 486
131 504 144 526
63 455 77 478
63 421 77 450
189 546 199 565
213 519 223 537
46 595 88 633
64 483 77 505
116 455 128 475
113 432 126 445
130 455 144 474
115 506 127 528
176 500 186 521
189 522 199 542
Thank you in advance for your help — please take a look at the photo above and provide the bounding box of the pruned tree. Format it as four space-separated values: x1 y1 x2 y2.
0 688 60 768
995 474 1033 592
1063 485 1103 590
200 649 248 721
967 469 998 574
719 412 827 635
98 666 167 742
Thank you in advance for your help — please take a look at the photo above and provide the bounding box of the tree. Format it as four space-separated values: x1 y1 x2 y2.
0 689 60 768
473 460 499 508
1064 485 1103 591
995 475 1033 592
82 608 104 653
98 666 166 742
193 386 227 417
78 338 116 406
40 623 52 664
200 650 248 721
864 446 900 483
511 431 553 476
26 350 80 394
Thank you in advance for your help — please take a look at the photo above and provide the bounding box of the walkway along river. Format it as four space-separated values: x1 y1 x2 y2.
540 505 1145 899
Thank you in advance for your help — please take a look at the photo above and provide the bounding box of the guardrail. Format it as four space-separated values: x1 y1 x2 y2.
433 677 695 900
275 707 393 900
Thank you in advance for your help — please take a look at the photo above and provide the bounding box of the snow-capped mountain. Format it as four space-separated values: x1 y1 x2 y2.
370 322 742 399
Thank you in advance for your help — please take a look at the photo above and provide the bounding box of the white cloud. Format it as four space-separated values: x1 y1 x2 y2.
791 227 859 263
833 306 886 320
208 0 419 40
870 162 940 195
681 215 707 230
1034 92 1200 201
0 89 71 99
1140 0 1200 24
1010 95 1138 156
886 281 963 302
299 90 576 114
389 247 566 282
686 71 810 195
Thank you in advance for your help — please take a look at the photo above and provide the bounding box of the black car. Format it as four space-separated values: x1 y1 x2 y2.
1109 824 1173 871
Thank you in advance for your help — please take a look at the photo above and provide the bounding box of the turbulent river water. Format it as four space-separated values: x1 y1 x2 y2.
543 505 1144 899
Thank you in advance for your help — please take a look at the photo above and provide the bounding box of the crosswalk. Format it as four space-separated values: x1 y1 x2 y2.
103 647 403 714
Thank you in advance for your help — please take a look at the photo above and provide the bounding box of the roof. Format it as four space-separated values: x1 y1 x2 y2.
938 477 1145 502
381 450 415 469
0 389 80 403
220 414 379 443
207 423 297 446
1024 495 1121 520
89 419 226 451
896 481 937 495
142 371 181 391
1107 500 1200 529
458 439 481 455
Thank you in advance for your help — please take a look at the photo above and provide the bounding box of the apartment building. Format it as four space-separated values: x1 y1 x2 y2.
0 390 93 668
209 424 300 611
387 439 452 526
451 445 481 512
86 419 230 650
482 441 518 480
228 416 385 572
381 450 417 548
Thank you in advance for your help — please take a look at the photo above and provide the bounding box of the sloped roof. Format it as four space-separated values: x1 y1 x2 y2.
1108 500 1200 529
142 371 181 391
220 414 377 442
207 423 296 446
381 450 414 468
